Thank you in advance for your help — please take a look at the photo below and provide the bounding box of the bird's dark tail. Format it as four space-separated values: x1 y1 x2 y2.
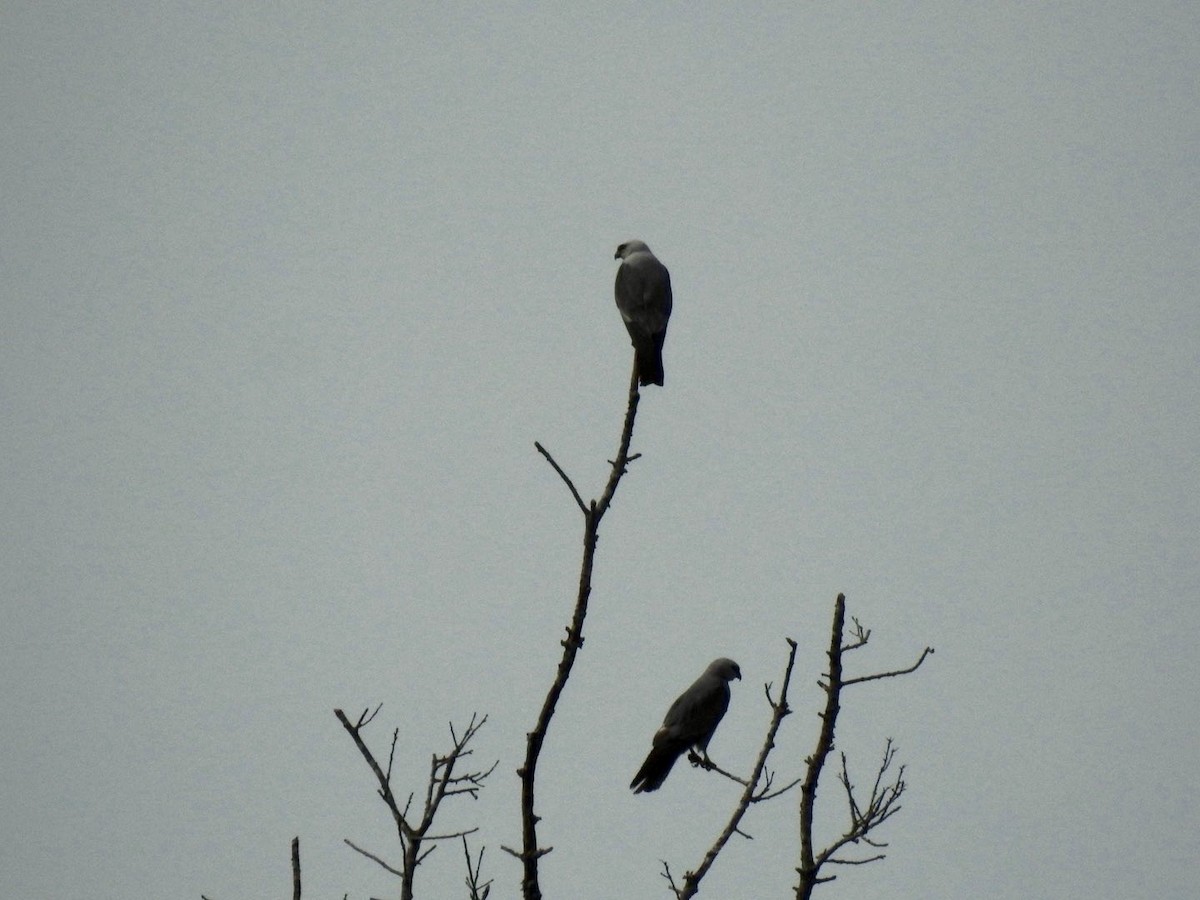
630 743 681 793
635 332 666 387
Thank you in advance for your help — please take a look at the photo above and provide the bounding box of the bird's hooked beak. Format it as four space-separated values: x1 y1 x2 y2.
614 243 625 260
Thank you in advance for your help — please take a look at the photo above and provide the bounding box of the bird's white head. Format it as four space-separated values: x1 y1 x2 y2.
708 658 742 681
615 239 652 260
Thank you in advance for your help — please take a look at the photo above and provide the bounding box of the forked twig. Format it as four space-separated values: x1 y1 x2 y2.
335 709 494 900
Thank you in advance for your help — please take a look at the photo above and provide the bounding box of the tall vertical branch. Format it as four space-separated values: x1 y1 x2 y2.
795 595 933 899
507 365 642 900
798 595 846 896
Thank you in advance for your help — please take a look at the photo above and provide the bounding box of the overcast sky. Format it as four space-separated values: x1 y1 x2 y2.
3 3 1198 899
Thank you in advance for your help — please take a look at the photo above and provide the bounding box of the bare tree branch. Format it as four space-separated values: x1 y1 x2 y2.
825 853 886 866
424 826 482 842
335 709 494 900
512 364 643 900
794 595 931 899
661 860 682 896
843 647 934 687
533 442 588 515
344 838 404 877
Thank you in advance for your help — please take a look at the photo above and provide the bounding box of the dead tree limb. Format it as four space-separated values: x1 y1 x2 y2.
795 594 933 899
505 364 642 900
335 708 494 900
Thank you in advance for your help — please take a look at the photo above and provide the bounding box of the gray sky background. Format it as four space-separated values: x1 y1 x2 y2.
3 4 1198 898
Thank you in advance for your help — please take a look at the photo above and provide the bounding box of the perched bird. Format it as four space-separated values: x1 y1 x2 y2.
614 240 673 386
630 657 742 793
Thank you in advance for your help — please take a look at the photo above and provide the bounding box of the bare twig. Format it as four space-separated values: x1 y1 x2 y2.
843 647 934 687
533 442 588 515
462 835 493 900
757 772 805 802
810 743 905 870
661 860 682 895
512 364 643 900
335 709 494 900
344 838 404 877
666 639 800 899
826 853 886 866
844 617 870 651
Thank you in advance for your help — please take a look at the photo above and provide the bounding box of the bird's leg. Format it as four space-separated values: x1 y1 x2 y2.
687 749 717 770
